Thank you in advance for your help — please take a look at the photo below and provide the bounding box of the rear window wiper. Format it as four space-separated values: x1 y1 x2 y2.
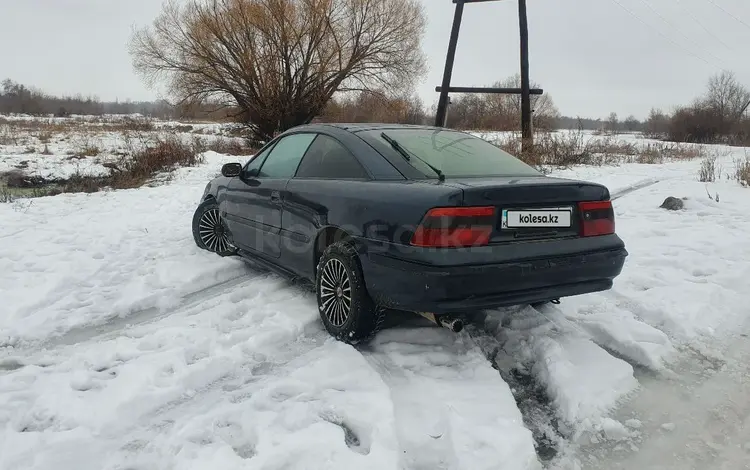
380 132 445 182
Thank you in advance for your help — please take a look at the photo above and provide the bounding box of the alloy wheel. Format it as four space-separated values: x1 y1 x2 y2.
320 258 352 327
198 208 230 253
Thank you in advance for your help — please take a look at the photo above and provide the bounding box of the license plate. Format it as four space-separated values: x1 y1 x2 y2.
501 208 572 229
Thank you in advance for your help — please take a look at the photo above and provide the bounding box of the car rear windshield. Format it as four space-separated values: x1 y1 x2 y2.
361 128 541 178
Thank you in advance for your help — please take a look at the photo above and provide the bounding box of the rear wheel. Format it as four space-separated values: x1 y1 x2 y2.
316 241 384 343
192 199 235 256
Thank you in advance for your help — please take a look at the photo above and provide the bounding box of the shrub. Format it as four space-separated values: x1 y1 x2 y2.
204 138 256 156
0 124 20 145
75 144 99 157
0 188 13 203
644 108 670 139
735 156 750 187
491 129 705 170
2 170 49 188
668 106 727 144
62 172 105 193
107 134 205 189
170 124 194 133
698 156 717 182
117 118 155 132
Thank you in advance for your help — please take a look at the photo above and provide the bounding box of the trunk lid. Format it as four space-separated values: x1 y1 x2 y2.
444 176 611 243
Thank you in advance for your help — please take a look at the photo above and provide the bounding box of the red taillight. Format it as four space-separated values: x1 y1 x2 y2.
410 206 495 248
578 200 615 237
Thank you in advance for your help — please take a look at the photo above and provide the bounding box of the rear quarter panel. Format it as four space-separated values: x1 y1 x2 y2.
281 178 462 277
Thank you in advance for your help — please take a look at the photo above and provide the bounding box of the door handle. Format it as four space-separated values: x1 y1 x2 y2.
270 190 281 202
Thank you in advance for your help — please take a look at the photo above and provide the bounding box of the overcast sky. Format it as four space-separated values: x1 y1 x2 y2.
2 0 749 120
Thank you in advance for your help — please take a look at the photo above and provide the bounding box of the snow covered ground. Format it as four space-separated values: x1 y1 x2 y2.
1 131 750 470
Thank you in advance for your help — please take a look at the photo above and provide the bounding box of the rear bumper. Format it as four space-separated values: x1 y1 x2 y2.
358 239 627 314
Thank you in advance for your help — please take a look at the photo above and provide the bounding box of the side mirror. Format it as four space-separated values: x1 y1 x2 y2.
221 163 242 177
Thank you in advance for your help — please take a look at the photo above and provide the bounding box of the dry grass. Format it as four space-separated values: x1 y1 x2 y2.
698 156 717 182
165 124 195 133
59 172 107 194
735 156 750 187
1 131 210 202
76 144 100 157
0 124 21 145
0 187 49 203
106 134 205 189
0 189 13 203
493 129 706 171
2 170 42 188
203 138 257 155
0 115 260 201
0 115 157 135
37 131 53 143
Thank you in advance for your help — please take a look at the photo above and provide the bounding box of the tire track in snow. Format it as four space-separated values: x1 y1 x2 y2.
463 301 666 466
358 346 460 470
610 177 669 201
4 274 333 467
355 307 635 467
356 319 542 470
43 272 256 348
107 326 332 452
464 308 565 463
3 264 268 354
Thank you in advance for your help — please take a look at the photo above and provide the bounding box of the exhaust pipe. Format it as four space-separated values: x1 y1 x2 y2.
438 316 464 333
415 312 464 333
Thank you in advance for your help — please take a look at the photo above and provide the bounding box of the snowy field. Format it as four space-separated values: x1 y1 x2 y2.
0 113 245 180
1 122 750 470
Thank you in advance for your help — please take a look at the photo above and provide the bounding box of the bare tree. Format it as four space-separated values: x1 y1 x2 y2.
704 70 750 120
486 74 559 130
129 0 427 141
666 71 750 144
321 91 426 124
644 108 670 139
445 93 492 130
606 112 618 134
623 115 639 132
444 74 560 131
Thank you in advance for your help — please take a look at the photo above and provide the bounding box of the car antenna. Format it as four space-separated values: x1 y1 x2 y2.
380 132 445 182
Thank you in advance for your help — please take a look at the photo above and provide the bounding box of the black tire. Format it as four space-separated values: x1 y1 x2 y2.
316 241 384 344
192 199 236 257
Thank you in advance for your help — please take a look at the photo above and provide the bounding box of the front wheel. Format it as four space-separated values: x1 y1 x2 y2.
316 241 384 344
192 199 235 256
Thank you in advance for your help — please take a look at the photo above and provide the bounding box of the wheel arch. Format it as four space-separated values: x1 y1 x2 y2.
313 225 354 275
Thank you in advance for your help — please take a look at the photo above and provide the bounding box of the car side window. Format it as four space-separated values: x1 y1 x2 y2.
257 133 317 178
295 134 369 179
243 144 273 173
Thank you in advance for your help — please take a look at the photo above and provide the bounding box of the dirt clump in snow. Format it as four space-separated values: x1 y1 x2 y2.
659 196 684 210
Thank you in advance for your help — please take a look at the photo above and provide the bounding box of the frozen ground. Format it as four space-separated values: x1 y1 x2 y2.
1 133 750 469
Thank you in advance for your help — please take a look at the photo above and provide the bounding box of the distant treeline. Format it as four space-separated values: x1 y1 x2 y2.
0 79 237 121
9 75 748 147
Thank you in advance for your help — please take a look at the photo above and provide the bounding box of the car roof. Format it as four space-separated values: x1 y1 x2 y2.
286 122 464 134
